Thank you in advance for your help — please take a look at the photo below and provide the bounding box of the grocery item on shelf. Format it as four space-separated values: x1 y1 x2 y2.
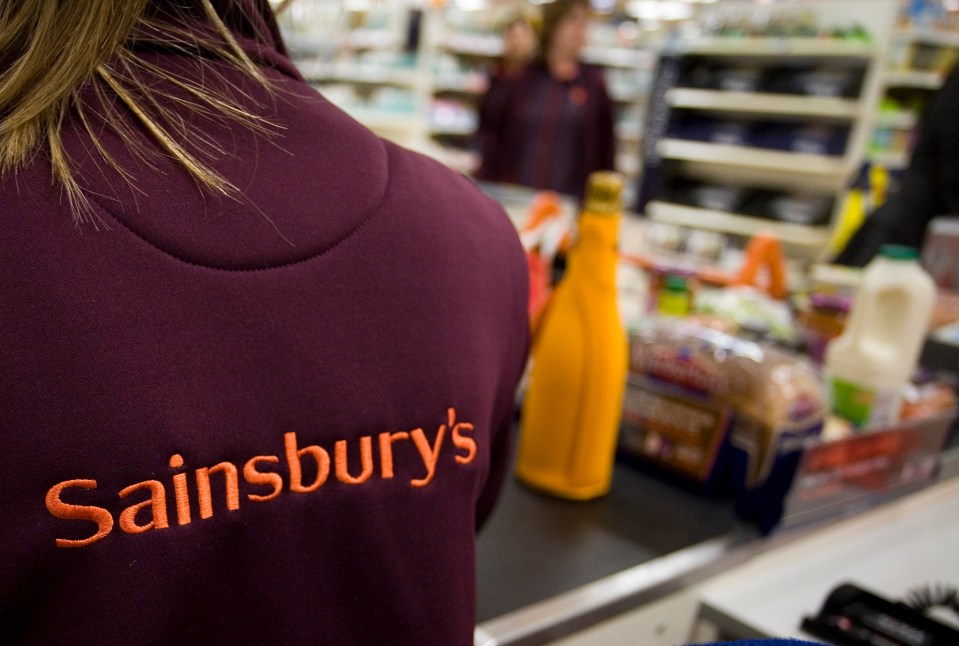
824 245 937 429
516 173 628 501
741 192 834 227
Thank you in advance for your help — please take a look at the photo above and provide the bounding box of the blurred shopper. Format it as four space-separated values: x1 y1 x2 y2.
476 0 616 199
477 12 538 167
835 65 959 266
495 12 539 80
0 1 529 644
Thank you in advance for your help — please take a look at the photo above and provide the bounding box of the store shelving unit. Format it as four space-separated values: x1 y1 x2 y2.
868 23 959 170
425 11 658 185
638 0 899 258
280 7 433 152
883 68 945 88
647 202 833 248
655 139 850 176
279 3 658 183
665 88 862 120
679 37 879 59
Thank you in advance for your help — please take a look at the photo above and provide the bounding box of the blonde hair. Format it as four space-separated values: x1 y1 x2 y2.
0 0 278 225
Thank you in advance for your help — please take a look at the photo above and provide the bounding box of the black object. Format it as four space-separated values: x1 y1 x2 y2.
906 584 959 617
801 583 959 646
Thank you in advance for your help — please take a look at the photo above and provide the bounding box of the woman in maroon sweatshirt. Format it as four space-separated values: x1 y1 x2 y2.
0 1 529 644
476 0 616 199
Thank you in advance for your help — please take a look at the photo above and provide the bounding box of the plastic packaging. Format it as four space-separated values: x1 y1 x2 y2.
515 172 629 500
824 245 936 428
657 275 692 317
619 319 825 492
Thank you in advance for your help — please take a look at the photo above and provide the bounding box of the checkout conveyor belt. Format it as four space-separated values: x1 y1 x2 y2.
474 442 750 645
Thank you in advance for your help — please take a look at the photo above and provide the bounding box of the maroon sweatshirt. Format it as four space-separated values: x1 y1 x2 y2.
0 2 529 644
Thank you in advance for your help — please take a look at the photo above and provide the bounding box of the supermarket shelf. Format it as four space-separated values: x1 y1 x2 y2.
340 108 425 132
433 77 488 95
430 125 475 137
868 149 910 170
610 87 649 103
647 201 832 247
679 37 876 59
616 120 643 141
874 110 918 129
617 152 641 178
657 139 847 177
341 30 397 50
308 66 420 88
582 46 657 69
666 88 861 119
894 27 959 49
883 69 943 89
442 37 502 58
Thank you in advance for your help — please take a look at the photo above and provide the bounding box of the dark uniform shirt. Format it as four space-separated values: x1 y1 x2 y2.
477 59 616 199
837 65 959 266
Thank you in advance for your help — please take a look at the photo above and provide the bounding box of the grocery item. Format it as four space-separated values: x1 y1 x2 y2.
695 285 798 344
827 184 865 257
516 172 629 500
657 275 692 317
734 233 788 300
824 245 936 429
797 293 849 364
521 192 563 336
619 320 825 492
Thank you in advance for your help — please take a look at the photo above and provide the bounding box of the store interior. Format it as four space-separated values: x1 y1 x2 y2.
273 0 959 644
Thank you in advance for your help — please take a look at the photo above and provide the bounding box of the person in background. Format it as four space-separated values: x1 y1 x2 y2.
0 1 529 644
476 12 538 171
476 0 616 199
495 12 539 81
834 64 959 266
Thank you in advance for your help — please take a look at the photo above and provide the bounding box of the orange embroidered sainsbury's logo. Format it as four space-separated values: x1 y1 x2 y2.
45 408 476 548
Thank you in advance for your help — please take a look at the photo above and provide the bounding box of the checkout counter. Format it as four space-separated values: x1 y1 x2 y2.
473 437 959 646
473 184 959 646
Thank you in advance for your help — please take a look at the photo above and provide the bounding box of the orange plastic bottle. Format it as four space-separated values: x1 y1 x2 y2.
515 172 628 500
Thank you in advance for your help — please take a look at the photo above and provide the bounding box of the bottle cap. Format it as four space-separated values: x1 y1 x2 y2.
663 275 688 292
878 244 919 261
583 171 624 215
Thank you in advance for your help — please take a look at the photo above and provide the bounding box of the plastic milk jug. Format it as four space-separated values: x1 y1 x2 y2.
515 172 629 500
824 245 936 428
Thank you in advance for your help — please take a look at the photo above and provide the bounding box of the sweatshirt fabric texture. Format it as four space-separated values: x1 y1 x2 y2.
0 2 530 644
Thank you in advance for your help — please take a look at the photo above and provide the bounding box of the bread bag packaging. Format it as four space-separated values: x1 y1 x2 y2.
619 319 826 531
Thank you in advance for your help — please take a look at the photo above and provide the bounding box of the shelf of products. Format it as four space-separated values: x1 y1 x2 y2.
665 88 862 120
895 25 959 49
638 0 899 257
280 3 658 186
883 68 946 88
647 201 833 247
873 109 919 128
679 37 876 59
868 19 959 173
656 139 848 178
